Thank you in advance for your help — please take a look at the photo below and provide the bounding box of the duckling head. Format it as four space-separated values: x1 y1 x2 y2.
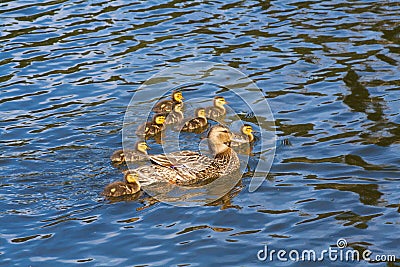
136 141 150 154
110 149 124 164
124 171 141 192
242 124 253 136
153 114 166 125
207 125 232 155
172 91 184 102
173 103 183 112
213 96 227 108
196 107 206 118
242 124 254 141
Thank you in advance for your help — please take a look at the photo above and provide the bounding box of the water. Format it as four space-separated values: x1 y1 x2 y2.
1 0 399 266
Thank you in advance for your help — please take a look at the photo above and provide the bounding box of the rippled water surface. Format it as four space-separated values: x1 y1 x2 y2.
1 0 399 266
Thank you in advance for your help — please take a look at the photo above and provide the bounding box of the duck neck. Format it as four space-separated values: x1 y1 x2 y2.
214 147 235 164
209 143 230 156
128 182 141 191
247 133 254 142
215 103 225 112
138 149 147 155
174 98 182 103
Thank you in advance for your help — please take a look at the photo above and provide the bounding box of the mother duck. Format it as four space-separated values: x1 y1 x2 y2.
134 125 240 187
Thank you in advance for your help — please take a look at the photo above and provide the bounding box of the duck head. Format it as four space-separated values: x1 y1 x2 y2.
124 171 141 192
242 124 254 142
207 125 232 155
136 141 150 154
173 103 183 112
213 96 227 108
172 91 184 102
196 107 206 118
110 149 124 164
153 113 166 125
242 124 253 136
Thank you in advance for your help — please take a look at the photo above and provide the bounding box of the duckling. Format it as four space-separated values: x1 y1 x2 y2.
102 171 141 197
181 108 208 132
132 125 240 186
110 141 150 165
153 91 184 113
165 103 184 125
205 96 227 120
136 113 166 138
231 124 254 147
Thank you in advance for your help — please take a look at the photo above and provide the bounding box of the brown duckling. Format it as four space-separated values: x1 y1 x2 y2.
153 91 184 113
181 108 208 132
205 96 227 120
136 113 166 138
102 171 141 197
231 124 254 147
165 103 184 125
110 141 150 165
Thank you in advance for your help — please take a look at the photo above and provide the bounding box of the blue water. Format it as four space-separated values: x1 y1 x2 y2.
1 0 399 266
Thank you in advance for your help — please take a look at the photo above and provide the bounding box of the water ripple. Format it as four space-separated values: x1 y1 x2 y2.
1 0 399 265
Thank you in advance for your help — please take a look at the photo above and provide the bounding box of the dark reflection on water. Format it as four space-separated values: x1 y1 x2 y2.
1 0 399 266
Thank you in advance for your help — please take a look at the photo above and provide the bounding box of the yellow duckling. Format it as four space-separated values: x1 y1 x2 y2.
136 113 166 138
181 108 208 132
165 103 184 125
102 171 141 197
153 91 184 113
205 96 227 120
231 124 254 147
110 141 150 165
133 125 240 186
